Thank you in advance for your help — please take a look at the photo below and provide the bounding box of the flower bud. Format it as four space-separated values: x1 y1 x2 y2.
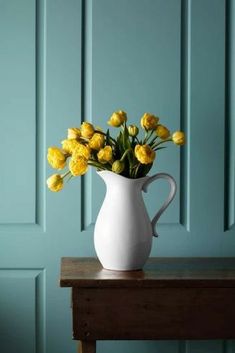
97 146 113 164
47 147 66 170
69 157 88 176
140 113 159 130
47 174 63 192
134 144 156 164
128 125 139 137
61 139 80 154
107 110 127 127
89 132 105 151
67 127 81 140
72 143 91 160
172 131 185 145
80 122 95 139
112 160 125 174
155 124 170 139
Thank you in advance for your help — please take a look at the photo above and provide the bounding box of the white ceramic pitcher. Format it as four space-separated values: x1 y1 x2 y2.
94 171 176 271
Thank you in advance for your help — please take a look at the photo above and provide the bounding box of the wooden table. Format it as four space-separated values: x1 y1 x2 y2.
60 257 235 353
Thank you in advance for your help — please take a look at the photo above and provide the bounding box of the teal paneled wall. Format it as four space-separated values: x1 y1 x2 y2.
0 0 234 353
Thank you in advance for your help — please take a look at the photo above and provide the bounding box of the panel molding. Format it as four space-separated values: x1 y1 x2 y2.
80 0 93 232
0 268 46 353
180 0 191 232
224 0 235 231
80 0 190 234
0 0 46 233
178 340 187 353
35 0 47 231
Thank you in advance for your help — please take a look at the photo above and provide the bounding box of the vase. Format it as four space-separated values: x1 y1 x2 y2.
94 171 176 271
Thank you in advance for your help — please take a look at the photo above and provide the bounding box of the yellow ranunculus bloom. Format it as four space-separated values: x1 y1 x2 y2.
72 143 91 160
155 124 170 139
69 157 88 176
128 125 139 137
172 131 185 145
47 147 66 170
80 122 95 139
112 160 125 174
47 174 63 192
67 127 81 140
141 113 159 130
135 144 156 164
107 110 127 127
97 146 113 164
89 132 105 151
61 139 80 154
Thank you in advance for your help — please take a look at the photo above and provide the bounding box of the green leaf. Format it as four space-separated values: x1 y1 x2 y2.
105 129 111 146
138 163 153 178
117 131 124 154
122 123 131 150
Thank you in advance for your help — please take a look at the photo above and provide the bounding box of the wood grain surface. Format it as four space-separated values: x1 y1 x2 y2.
60 257 235 288
61 257 235 343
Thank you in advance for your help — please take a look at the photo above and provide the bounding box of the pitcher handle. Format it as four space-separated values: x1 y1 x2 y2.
142 173 177 237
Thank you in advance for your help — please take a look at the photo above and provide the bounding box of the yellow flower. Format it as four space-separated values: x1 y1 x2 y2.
69 157 88 176
47 147 66 170
107 110 127 127
155 124 170 139
172 131 185 145
112 160 125 174
128 125 139 137
141 113 159 130
97 146 113 164
72 143 91 160
67 127 81 140
134 144 156 164
61 139 80 154
47 174 63 192
80 122 95 139
89 132 105 151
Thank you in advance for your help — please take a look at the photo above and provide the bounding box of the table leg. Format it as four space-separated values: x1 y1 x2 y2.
78 340 96 353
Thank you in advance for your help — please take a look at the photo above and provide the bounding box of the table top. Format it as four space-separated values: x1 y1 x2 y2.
60 257 235 288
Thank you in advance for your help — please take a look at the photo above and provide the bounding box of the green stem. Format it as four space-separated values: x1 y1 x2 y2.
143 130 149 144
121 121 126 130
62 170 71 179
134 163 141 178
152 138 172 149
147 130 154 143
149 135 158 146
120 148 132 162
88 160 111 171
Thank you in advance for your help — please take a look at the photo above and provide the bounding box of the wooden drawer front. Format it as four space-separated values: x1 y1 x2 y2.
72 287 235 340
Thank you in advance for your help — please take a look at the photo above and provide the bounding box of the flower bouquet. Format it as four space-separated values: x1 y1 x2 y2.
47 111 185 192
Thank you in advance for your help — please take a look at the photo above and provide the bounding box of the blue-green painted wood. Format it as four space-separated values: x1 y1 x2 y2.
226 0 235 230
0 0 234 353
90 0 182 229
227 340 235 353
0 270 44 353
0 0 36 223
189 0 225 235
186 341 225 353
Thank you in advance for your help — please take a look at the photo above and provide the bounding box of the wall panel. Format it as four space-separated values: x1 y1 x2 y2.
189 0 225 234
0 269 45 353
0 0 45 230
81 0 185 232
0 0 36 224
